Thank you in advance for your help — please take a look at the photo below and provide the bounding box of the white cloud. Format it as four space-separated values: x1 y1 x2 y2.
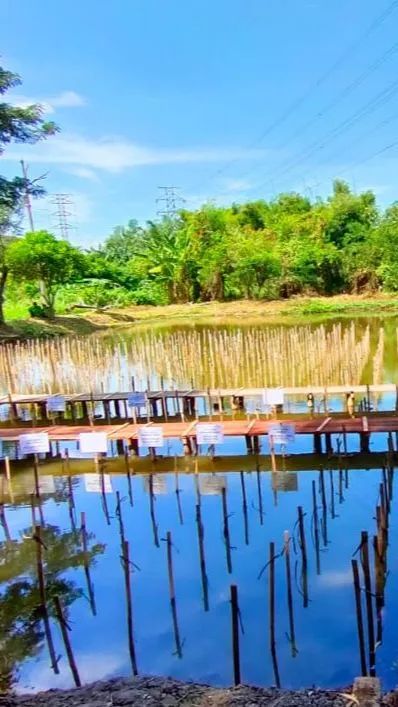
16 651 125 693
10 90 86 115
65 166 100 182
3 132 269 173
218 177 253 192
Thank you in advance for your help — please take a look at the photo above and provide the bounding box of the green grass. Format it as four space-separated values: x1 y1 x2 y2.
284 297 398 316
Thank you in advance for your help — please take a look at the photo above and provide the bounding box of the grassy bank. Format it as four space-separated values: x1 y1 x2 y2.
1 294 398 341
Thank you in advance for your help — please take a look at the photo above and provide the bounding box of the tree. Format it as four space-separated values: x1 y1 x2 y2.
0 65 58 324
7 231 85 317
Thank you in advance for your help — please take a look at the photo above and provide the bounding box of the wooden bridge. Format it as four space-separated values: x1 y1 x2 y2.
0 415 397 457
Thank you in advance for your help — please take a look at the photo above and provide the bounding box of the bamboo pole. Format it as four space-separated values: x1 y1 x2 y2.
195 503 209 612
360 531 376 677
121 540 138 675
54 595 81 687
240 471 249 546
221 487 233 574
80 512 96 616
297 506 308 608
284 531 297 657
351 559 367 676
166 531 182 658
269 541 281 688
230 584 241 686
34 525 59 674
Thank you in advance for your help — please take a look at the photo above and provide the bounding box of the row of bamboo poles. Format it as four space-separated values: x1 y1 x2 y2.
0 322 384 394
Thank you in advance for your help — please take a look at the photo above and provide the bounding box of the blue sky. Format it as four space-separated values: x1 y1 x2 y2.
1 0 398 246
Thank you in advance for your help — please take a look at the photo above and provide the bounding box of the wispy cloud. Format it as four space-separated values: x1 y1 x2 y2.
65 166 101 182
10 90 86 114
3 132 269 173
218 177 254 192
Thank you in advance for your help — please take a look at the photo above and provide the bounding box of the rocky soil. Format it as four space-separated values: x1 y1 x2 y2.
0 677 358 707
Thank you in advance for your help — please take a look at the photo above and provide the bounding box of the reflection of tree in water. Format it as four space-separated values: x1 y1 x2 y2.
0 524 105 691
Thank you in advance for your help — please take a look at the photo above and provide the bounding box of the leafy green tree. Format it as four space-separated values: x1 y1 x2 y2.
0 65 58 323
7 231 85 317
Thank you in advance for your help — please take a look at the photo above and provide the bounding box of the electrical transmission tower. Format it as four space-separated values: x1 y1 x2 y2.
51 194 74 239
156 186 185 218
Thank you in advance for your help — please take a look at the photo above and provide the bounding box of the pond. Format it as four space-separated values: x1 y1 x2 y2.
1 313 398 693
1 456 396 693
1 314 397 394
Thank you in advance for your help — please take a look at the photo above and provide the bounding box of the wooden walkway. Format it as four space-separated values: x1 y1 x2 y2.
0 416 396 447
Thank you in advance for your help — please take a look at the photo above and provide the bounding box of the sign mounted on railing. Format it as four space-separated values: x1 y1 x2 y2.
138 427 164 447
263 388 285 407
128 392 147 408
19 432 50 456
268 423 295 445
47 395 66 413
196 423 224 445
79 432 108 454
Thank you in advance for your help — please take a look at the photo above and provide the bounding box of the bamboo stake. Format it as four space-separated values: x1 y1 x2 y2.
284 531 297 657
297 506 308 608
121 540 138 675
54 595 81 687
360 531 376 677
166 531 182 658
34 525 59 674
240 471 249 546
221 487 233 574
80 512 96 616
351 559 367 676
230 584 241 686
269 541 281 688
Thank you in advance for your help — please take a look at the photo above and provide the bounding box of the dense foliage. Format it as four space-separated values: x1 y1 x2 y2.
5 180 398 317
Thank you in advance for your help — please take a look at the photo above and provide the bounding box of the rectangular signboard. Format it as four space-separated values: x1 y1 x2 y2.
84 474 112 493
199 475 227 495
19 432 50 456
268 423 295 445
128 392 147 408
47 395 66 413
138 427 164 447
196 423 224 445
263 388 285 406
79 432 108 454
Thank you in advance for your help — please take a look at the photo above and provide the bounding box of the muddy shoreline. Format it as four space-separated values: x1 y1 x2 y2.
0 676 384 707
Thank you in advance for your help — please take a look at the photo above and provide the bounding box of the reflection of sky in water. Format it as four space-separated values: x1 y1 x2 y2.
3 453 398 692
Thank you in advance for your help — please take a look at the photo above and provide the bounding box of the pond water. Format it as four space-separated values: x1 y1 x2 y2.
1 314 398 393
1 456 397 693
1 313 398 693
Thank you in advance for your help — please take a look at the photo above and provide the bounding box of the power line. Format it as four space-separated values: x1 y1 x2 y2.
189 0 398 195
51 194 74 240
156 186 185 218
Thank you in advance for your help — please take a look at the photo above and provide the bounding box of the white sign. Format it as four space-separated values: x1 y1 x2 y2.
138 427 164 447
199 475 227 495
268 423 295 445
263 388 285 406
19 433 50 456
128 392 146 408
79 432 108 454
47 395 66 413
196 423 224 445
84 474 112 493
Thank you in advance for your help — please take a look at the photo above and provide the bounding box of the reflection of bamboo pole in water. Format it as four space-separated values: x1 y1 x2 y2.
67 475 76 531
30 493 37 528
297 506 308 608
34 525 59 674
148 475 159 548
311 480 321 576
54 595 81 687
351 559 367 676
329 471 336 519
256 468 264 526
240 471 249 545
319 470 328 547
121 540 138 675
124 449 134 507
338 469 344 504
230 584 241 686
221 487 233 574
0 503 10 541
175 471 184 525
284 531 297 657
195 503 209 611
166 531 182 658
116 491 126 546
269 541 281 687
80 512 96 616
345 469 349 489
360 531 376 677
373 535 383 647
99 467 111 526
